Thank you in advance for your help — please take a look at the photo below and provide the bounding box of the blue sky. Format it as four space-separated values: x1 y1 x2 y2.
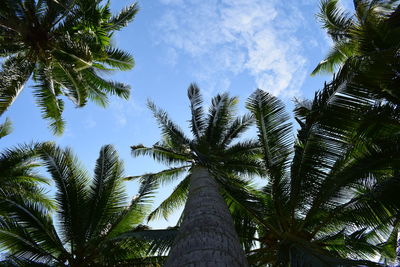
0 0 353 228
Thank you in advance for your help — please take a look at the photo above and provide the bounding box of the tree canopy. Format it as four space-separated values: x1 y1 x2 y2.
0 0 137 134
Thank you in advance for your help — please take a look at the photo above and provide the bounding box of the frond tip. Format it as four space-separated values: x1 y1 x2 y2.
0 118 12 139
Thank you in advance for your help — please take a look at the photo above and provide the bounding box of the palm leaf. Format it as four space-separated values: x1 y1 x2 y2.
32 66 65 135
106 173 159 238
85 145 126 241
106 2 139 31
0 196 65 257
311 40 357 75
37 143 89 248
246 89 293 177
131 144 191 166
318 0 354 42
82 68 130 101
147 100 191 150
221 113 254 147
103 47 134 71
187 83 206 139
0 118 12 139
147 174 190 221
305 136 400 226
205 93 238 145
0 56 33 114
126 165 190 186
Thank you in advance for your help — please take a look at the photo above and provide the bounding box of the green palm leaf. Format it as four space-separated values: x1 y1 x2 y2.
0 0 137 134
33 66 65 135
85 145 125 240
106 2 139 31
147 101 191 150
188 83 206 139
38 143 89 247
311 40 357 75
147 174 190 221
0 118 12 139
246 89 292 177
0 143 161 265
317 0 354 42
0 56 34 114
103 47 134 71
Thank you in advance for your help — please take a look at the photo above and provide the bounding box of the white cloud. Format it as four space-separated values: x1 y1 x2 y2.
110 97 145 128
159 0 183 4
156 0 314 97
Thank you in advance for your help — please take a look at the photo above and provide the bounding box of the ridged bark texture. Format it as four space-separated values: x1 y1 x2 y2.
164 167 249 267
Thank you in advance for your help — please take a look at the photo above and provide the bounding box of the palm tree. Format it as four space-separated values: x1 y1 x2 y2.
312 0 400 104
0 143 52 207
130 84 262 266
0 0 137 134
0 143 169 266
312 0 398 74
0 121 51 206
242 88 400 266
314 2 400 262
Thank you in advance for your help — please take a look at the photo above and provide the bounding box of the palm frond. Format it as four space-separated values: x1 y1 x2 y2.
289 76 366 217
85 145 126 240
287 240 382 267
0 196 65 258
147 174 190 221
84 68 130 98
311 40 357 75
223 139 261 156
246 89 293 177
113 228 178 256
222 113 255 147
33 66 65 135
126 165 190 186
37 143 89 247
131 144 191 166
106 2 139 31
55 62 88 107
0 118 12 139
147 100 191 150
0 143 52 207
188 83 206 139
81 68 130 106
103 47 134 71
305 136 400 226
318 0 354 41
106 174 159 238
205 93 238 146
0 56 33 115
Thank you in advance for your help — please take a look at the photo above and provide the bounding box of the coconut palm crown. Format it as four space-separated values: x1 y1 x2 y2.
130 84 263 266
0 0 137 134
0 120 51 207
312 0 400 75
243 88 400 266
312 0 400 104
0 144 166 266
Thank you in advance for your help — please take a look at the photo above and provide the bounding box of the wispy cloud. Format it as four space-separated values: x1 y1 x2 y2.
156 0 320 97
110 97 145 127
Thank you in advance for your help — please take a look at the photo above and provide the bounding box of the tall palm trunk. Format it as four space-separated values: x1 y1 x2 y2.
164 166 248 267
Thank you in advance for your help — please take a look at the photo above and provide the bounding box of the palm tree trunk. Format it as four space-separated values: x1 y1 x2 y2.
164 166 248 267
